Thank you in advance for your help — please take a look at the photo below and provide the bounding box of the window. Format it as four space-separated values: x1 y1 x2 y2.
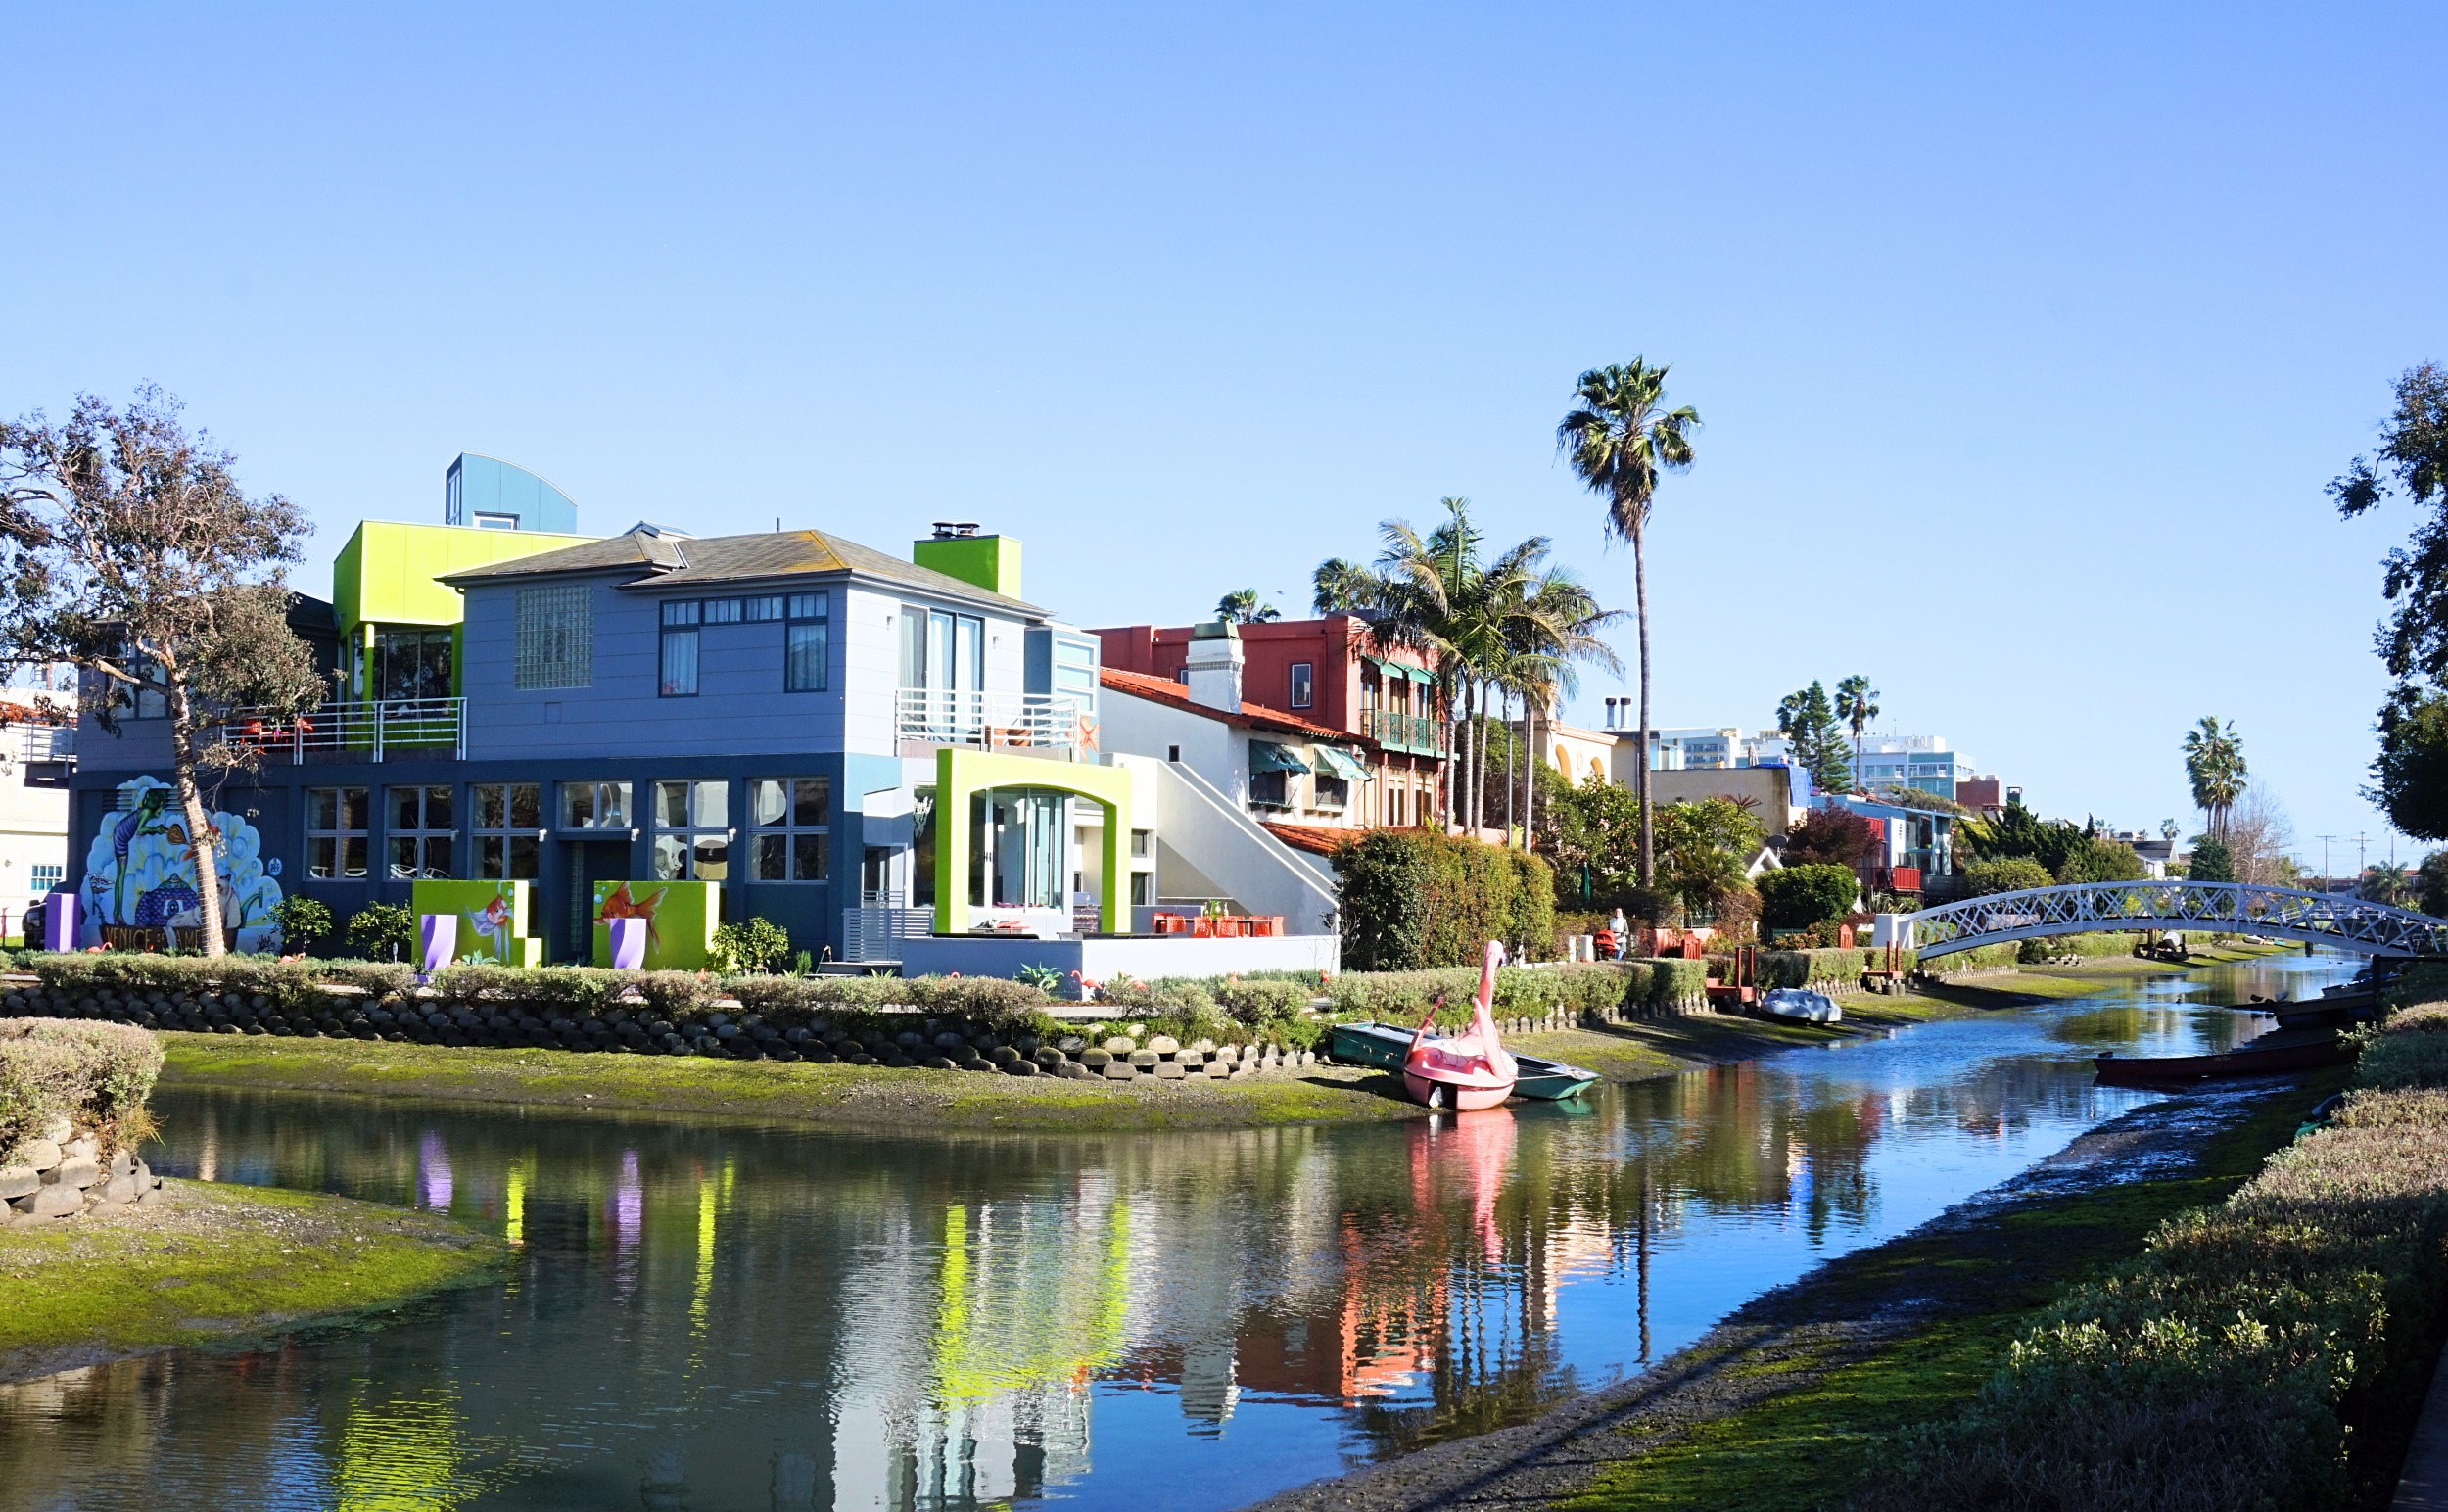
473 511 520 530
473 783 541 879
515 586 591 690
1129 828 1151 859
652 780 729 880
559 780 632 829
660 599 700 697
702 598 743 625
786 592 828 692
1250 770 1290 808
747 777 830 881
743 595 784 622
1314 775 1348 810
307 787 369 880
388 786 455 879
374 628 453 701
29 863 62 900
1290 662 1314 709
1130 872 1153 906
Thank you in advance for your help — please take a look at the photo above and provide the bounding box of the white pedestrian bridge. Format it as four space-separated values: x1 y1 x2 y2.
1907 880 2448 960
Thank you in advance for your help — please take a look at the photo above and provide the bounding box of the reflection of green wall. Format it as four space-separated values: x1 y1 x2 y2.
932 1197 1131 1404
591 881 719 969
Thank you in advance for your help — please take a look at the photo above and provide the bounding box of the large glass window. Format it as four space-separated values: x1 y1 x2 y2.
1289 662 1314 709
307 787 369 880
652 780 730 880
659 600 700 697
559 780 631 829
472 782 541 879
785 591 828 692
966 787 1065 910
747 777 830 881
375 629 453 701
515 586 591 690
388 786 455 879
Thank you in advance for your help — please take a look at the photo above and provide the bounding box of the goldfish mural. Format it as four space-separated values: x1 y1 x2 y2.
590 880 718 970
407 879 536 966
79 776 283 950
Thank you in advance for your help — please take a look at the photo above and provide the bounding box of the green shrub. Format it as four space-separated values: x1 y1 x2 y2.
1963 857 2053 896
0 1018 163 1163
709 918 792 974
1333 828 1556 969
2056 835 2149 884
345 902 416 963
270 894 334 953
1756 864 1860 930
1753 947 1915 991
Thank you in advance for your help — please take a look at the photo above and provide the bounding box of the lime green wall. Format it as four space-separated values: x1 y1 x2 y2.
333 522 592 635
933 748 1129 935
912 535 1022 600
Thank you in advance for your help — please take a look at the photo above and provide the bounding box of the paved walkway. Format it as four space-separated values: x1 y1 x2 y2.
2399 1347 2448 1511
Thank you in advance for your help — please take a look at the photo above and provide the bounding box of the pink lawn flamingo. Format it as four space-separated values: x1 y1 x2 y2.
1401 940 1518 1110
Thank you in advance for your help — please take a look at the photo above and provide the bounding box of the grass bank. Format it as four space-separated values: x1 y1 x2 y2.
0 1179 501 1383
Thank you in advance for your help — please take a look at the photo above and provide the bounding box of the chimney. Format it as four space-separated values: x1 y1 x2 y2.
1183 620 1245 714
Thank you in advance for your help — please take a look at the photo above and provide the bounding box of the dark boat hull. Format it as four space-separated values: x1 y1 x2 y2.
2095 1036 2354 1087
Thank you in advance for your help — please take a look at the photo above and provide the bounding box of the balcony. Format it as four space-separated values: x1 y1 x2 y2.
895 689 1094 754
207 698 466 763
2 724 72 763
1365 709 1450 757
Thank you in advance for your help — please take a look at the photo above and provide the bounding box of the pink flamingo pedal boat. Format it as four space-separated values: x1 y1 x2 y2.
1400 941 1520 1110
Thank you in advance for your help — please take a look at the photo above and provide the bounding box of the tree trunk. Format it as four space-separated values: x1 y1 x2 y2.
167 684 227 959
1503 687 1516 845
1633 517 1654 889
1524 697 1537 855
1474 681 1489 835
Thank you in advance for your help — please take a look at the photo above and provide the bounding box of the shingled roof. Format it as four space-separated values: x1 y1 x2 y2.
440 527 1045 614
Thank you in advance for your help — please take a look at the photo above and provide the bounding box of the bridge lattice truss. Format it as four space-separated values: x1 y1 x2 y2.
1908 880 2448 960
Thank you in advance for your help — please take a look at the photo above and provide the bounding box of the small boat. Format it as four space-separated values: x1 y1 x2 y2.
2095 1029 2355 1088
1762 988 1841 1024
1400 942 1519 1110
2271 997 2377 1032
1327 1020 1598 1101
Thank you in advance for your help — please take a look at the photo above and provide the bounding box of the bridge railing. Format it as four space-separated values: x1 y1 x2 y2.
1907 879 2448 959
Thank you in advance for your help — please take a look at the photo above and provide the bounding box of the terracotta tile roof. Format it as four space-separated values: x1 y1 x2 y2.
1260 821 1362 857
1098 667 1354 742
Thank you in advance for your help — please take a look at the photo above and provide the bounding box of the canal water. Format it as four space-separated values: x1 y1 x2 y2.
2 951 2358 1511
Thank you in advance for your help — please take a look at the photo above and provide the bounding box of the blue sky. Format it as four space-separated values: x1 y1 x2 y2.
6 3 2443 871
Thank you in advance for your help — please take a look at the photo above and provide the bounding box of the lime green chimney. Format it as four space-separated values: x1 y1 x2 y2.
912 525 1021 600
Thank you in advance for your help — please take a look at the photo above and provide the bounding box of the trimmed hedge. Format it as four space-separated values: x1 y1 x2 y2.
1863 993 2448 1510
1322 961 1692 1025
1334 828 1556 970
0 1018 162 1164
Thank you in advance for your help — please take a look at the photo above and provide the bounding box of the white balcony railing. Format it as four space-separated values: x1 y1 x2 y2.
894 689 1093 752
207 698 467 763
0 724 72 764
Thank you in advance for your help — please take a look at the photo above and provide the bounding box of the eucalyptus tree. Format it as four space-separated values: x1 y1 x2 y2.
2182 716 2248 839
1558 360 1700 886
0 388 324 957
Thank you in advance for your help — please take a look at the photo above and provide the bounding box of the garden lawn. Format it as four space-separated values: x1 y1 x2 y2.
0 1179 501 1383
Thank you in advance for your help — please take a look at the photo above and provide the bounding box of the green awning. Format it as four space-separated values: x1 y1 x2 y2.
1313 745 1372 781
1404 662 1438 684
1249 740 1311 775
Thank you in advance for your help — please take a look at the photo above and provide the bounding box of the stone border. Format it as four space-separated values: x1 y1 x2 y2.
2 1114 165 1225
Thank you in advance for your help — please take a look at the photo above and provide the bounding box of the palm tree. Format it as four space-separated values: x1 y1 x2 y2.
1835 675 1879 790
2182 717 2247 839
1311 557 1380 616
1558 360 1700 887
1505 569 1623 853
1214 589 1281 625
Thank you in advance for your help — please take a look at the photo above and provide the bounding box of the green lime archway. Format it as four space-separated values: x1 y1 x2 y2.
932 748 1133 936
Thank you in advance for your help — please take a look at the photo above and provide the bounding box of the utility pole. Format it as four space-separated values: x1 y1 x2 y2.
2352 832 2373 885
2317 834 2337 892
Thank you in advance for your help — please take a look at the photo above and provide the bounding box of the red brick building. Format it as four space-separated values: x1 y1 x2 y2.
1093 615 1450 827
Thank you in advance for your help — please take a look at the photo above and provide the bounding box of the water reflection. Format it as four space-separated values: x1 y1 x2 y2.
0 952 2355 1511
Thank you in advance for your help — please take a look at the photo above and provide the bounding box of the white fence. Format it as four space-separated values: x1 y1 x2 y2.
894 689 1091 752
206 698 466 762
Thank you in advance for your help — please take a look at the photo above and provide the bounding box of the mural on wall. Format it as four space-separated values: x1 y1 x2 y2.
80 777 284 951
590 880 719 970
407 879 539 966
